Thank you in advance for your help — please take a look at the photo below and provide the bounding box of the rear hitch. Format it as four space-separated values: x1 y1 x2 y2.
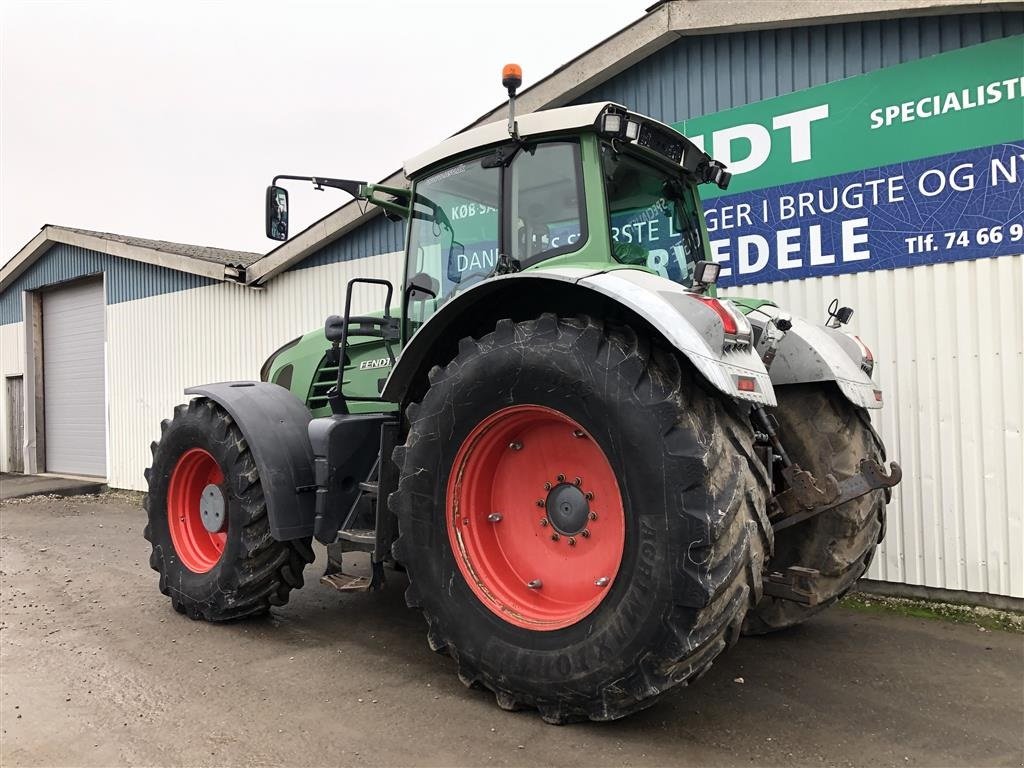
771 458 902 533
763 566 821 606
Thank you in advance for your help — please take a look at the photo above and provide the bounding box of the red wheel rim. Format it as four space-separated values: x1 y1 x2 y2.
447 405 625 631
167 448 227 573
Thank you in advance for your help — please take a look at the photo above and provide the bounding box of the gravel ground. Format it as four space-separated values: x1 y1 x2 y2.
1 492 1022 768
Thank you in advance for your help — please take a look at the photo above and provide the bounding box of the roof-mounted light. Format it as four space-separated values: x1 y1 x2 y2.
602 113 623 136
624 120 640 141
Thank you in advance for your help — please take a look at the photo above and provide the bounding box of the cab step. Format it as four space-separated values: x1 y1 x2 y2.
320 572 374 592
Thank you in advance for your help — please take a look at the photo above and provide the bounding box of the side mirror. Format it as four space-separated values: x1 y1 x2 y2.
407 272 439 302
324 314 345 344
266 185 289 241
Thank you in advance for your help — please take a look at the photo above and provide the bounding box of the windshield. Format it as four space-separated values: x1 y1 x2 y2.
602 144 706 288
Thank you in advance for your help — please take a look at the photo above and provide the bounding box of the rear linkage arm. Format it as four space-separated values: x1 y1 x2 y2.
749 311 902 538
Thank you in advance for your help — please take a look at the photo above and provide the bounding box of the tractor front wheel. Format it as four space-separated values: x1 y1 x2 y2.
390 314 770 723
143 398 314 621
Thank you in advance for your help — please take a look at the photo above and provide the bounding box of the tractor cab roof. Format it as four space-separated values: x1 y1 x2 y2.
403 101 695 179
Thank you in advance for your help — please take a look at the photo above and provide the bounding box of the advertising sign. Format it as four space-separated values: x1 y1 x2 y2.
671 35 1024 288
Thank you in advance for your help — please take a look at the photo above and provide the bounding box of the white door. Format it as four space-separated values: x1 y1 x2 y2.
43 279 106 477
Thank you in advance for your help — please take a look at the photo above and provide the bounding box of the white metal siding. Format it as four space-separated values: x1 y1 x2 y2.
0 319 26 472
97 249 1022 598
724 254 1023 598
42 279 106 477
105 250 404 491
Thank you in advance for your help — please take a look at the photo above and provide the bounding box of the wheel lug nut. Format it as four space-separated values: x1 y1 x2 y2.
585 492 594 501
550 533 560 542
543 482 551 491
557 474 565 483
589 511 598 520
574 477 582 487
508 441 522 451
595 577 609 587
567 537 576 546
539 518 549 527
572 429 586 439
536 499 545 507
527 579 542 590
487 513 502 522
581 529 590 538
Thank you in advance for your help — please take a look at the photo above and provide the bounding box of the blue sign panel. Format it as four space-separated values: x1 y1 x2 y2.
706 143 1024 287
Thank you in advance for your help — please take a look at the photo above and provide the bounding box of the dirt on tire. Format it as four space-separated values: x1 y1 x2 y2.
390 313 771 723
144 398 314 621
743 383 886 635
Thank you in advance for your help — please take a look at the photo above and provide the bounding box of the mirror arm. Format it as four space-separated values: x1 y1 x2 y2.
272 175 368 198
363 183 413 220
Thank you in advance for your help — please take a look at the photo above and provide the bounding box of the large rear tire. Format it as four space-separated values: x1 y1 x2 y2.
143 398 314 621
743 384 886 635
390 314 771 723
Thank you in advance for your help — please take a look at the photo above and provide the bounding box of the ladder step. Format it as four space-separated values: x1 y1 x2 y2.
320 572 372 592
338 529 375 545
358 481 379 494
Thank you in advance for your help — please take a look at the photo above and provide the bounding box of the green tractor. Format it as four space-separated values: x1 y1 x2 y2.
144 68 900 723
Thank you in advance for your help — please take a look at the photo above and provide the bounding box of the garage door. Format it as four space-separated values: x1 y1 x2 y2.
43 279 106 477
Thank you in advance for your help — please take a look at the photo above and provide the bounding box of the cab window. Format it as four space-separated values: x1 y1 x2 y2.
602 145 705 287
509 142 586 266
405 141 587 332
405 157 500 330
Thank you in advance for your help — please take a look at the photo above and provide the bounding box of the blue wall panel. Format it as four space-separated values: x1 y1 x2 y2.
573 12 1023 120
288 213 405 272
0 244 216 325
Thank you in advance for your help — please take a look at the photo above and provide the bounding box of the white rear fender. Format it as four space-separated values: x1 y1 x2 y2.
578 270 775 406
383 267 775 407
746 304 883 410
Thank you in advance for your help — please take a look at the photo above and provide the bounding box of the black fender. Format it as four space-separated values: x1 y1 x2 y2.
184 381 316 540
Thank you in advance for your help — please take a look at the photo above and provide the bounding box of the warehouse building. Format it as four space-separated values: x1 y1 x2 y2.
1 0 1021 605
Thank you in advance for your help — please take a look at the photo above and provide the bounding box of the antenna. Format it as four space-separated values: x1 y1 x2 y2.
502 63 523 139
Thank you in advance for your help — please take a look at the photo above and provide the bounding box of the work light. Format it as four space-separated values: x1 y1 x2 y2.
602 113 623 135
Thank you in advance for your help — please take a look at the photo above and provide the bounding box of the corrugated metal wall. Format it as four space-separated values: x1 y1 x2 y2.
0 244 217 325
722 255 1023 598
576 10 1024 598
0 320 26 472
289 215 405 272
104 250 404 490
575 12 1024 119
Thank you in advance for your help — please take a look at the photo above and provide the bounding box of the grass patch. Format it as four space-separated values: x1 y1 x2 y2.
840 592 1024 634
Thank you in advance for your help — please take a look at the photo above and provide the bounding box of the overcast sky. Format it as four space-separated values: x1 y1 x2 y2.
0 0 644 264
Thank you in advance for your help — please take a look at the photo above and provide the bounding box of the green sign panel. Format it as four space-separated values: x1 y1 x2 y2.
674 34 1023 197
663 36 1024 286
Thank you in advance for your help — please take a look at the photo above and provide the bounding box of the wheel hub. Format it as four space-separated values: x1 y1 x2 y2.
199 483 227 533
167 447 227 574
446 404 626 631
546 482 590 536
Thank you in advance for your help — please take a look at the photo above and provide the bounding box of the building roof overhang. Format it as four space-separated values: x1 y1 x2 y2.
0 225 260 294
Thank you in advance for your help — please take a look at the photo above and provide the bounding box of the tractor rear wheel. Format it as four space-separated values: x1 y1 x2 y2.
390 314 770 723
743 384 886 635
143 398 314 621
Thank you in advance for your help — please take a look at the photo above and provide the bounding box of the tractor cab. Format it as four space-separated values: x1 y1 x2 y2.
262 97 732 417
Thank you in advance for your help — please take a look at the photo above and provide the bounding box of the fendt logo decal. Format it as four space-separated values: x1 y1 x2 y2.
359 358 392 371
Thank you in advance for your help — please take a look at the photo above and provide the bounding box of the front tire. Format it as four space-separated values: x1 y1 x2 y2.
390 314 771 723
143 398 314 621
